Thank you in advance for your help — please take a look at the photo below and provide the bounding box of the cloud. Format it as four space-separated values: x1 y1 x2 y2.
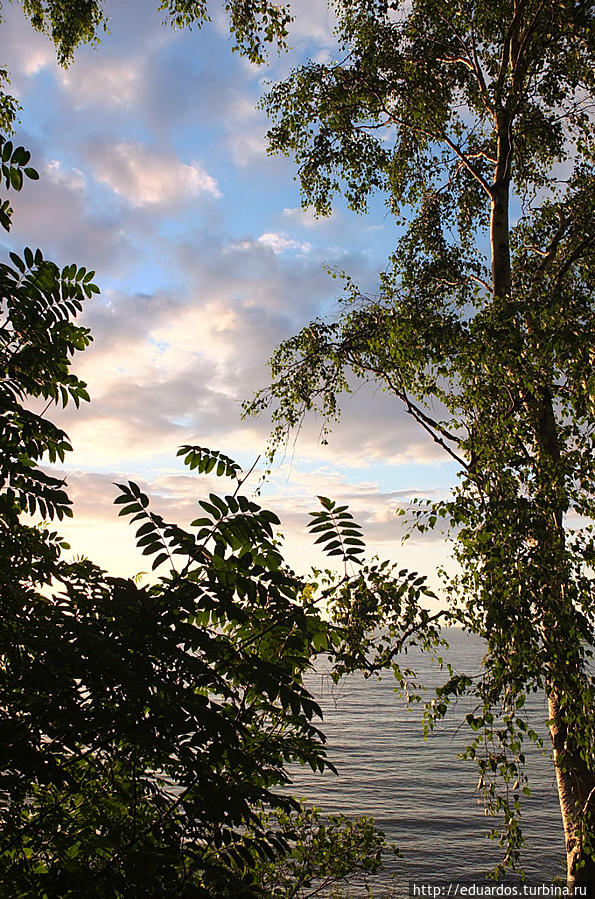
283 207 326 228
44 159 85 193
285 0 338 48
229 131 268 165
90 141 221 206
59 59 144 109
6 149 134 274
257 232 312 254
50 462 455 605
228 232 313 256
225 109 271 167
2 0 457 601
0 4 56 82
38 227 424 474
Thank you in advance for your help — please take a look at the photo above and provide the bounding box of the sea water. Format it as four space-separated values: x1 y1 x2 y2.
288 628 566 895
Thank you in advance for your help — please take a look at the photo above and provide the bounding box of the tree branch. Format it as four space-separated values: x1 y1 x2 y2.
354 361 470 470
365 609 450 673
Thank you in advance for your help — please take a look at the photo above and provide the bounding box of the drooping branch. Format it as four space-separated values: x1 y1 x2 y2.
348 356 471 470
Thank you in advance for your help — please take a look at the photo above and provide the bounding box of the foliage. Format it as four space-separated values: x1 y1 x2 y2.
0 68 20 139
250 805 396 898
245 0 595 883
4 0 290 67
0 455 334 895
0 274 395 894
308 496 366 567
0 245 388 891
0 137 39 230
0 131 95 591
263 0 593 219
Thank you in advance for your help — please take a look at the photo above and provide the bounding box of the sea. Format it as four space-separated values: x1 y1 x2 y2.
287 628 566 896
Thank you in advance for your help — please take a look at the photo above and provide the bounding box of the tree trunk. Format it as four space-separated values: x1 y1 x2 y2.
490 120 512 299
490 120 595 887
525 385 595 887
527 386 595 891
532 388 595 887
548 687 595 888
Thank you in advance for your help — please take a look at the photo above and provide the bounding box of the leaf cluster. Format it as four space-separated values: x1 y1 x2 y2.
308 496 365 566
264 0 594 221
9 0 291 69
250 805 396 898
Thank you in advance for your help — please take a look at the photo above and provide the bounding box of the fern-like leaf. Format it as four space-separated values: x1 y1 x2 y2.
177 445 242 479
308 497 365 565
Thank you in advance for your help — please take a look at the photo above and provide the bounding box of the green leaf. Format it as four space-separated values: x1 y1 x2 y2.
317 496 334 510
9 251 25 273
151 552 170 570
12 146 31 166
118 503 141 517
9 166 23 190
199 500 221 519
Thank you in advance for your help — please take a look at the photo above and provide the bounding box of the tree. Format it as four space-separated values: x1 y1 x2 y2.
1 0 291 67
0 439 336 895
244 0 595 884
0 124 391 893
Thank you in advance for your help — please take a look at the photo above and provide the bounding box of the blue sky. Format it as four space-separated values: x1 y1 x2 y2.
2 0 457 590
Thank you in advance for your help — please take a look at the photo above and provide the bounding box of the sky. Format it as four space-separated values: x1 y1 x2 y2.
2 0 459 595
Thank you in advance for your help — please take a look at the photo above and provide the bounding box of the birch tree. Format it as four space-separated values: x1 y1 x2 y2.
246 0 595 883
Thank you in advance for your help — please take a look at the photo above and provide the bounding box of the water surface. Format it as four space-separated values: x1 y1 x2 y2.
289 629 565 894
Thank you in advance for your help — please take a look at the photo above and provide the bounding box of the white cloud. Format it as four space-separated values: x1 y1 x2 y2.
22 45 55 76
0 3 56 78
227 232 313 255
42 230 430 474
229 95 260 122
7 150 135 275
228 129 268 165
257 231 312 254
91 141 221 206
286 0 338 46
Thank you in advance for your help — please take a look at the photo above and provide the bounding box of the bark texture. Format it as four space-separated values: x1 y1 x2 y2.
490 121 595 885
548 689 595 887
